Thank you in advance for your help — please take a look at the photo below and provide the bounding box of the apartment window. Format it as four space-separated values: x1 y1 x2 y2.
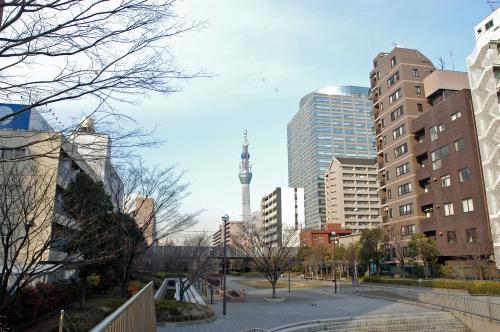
451 111 462 121
382 136 387 145
390 56 397 67
431 145 449 170
398 182 412 196
401 224 416 236
394 143 408 158
390 106 404 121
415 86 421 95
485 19 494 30
387 189 392 199
459 168 470 183
380 102 384 111
387 71 400 87
376 71 381 79
386 170 391 181
389 89 401 104
417 103 424 112
465 228 477 243
429 124 444 142
384 153 388 162
396 162 410 176
377 86 382 96
447 231 457 244
381 118 385 128
444 202 454 216
399 203 413 216
392 124 406 139
454 138 465 151
389 208 393 218
412 68 419 77
390 228 395 239
0 148 26 160
462 198 474 213
441 174 451 188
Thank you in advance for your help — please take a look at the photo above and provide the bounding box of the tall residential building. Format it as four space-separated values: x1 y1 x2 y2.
370 48 435 239
411 70 492 259
288 86 375 230
324 157 381 234
239 130 252 223
467 9 500 267
260 187 305 247
133 197 157 246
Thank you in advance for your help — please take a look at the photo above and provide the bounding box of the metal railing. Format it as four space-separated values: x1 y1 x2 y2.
339 283 500 321
89 281 156 332
154 278 169 300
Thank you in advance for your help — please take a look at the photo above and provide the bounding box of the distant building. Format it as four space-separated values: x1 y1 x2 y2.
132 197 157 246
411 70 492 259
300 223 352 248
288 86 375 230
260 187 304 247
467 9 500 267
212 220 244 247
324 157 381 234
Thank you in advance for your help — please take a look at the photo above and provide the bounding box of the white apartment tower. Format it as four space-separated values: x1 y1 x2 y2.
467 9 500 267
260 187 305 247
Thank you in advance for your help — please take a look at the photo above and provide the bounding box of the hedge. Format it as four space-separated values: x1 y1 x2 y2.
364 276 500 295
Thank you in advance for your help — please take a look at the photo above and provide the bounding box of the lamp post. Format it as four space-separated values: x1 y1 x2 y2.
331 231 337 294
222 214 229 316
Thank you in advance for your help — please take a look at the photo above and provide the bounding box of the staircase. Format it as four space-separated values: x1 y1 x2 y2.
268 312 470 332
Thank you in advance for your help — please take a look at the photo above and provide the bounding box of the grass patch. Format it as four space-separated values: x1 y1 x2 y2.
237 279 326 289
364 276 500 295
155 300 214 322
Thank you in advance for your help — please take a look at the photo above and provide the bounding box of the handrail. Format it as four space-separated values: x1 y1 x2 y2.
340 283 500 321
89 281 156 332
154 278 169 300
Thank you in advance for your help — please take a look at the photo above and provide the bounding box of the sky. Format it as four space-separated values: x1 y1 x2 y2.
58 0 495 234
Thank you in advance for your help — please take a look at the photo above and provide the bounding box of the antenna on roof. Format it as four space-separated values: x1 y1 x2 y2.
391 41 398 48
437 56 446 70
450 51 455 71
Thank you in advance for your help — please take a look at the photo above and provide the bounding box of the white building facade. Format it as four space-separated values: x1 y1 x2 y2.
260 187 305 247
467 9 500 267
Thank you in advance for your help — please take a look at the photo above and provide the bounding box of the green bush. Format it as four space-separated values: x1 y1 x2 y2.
229 271 241 276
364 276 500 295
155 300 214 322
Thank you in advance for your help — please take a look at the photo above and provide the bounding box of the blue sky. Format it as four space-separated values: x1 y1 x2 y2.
75 1 494 233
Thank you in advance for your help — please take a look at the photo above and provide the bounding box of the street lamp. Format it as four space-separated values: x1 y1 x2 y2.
222 214 229 316
331 231 337 294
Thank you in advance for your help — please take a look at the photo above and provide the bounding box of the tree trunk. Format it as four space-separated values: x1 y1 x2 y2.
401 261 406 278
79 279 87 308
271 280 277 298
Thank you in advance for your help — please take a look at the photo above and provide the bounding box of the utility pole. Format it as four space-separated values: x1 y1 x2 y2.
331 231 337 294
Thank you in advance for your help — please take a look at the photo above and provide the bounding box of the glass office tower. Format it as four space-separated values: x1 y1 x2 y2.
287 85 375 229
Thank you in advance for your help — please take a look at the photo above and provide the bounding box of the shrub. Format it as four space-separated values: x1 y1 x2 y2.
364 276 500 295
127 280 145 297
230 271 241 276
155 300 214 322
4 281 79 328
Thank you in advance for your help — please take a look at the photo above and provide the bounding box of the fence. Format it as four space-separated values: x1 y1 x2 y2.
339 283 500 321
89 281 156 332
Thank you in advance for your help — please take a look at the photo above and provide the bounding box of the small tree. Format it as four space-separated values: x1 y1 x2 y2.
343 243 360 280
408 233 439 278
391 233 408 278
163 233 214 301
235 222 297 298
359 229 384 276
305 245 327 279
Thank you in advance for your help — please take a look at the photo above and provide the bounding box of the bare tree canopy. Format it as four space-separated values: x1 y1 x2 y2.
235 222 297 298
0 0 206 124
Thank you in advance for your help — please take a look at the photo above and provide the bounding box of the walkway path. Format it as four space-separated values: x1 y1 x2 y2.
157 277 440 332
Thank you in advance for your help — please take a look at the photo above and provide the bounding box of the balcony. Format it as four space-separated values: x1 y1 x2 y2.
418 190 434 206
378 161 384 169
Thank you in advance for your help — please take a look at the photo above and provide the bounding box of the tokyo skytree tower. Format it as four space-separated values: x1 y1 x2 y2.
239 130 252 223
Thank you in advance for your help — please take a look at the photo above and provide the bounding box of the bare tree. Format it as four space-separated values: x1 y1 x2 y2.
235 222 297 298
0 1 206 124
391 233 408 278
163 233 214 301
109 160 199 296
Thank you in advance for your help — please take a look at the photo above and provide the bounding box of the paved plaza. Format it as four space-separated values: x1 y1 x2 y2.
157 277 439 332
